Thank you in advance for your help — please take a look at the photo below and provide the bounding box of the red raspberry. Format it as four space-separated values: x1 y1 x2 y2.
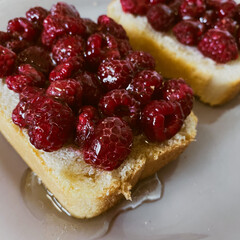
12 86 45 127
75 72 102 105
82 18 98 36
98 15 128 39
49 57 83 82
0 46 16 77
120 0 149 15
85 33 120 70
214 17 237 36
75 106 100 147
173 20 205 45
18 64 46 87
208 0 237 18
99 89 141 127
198 29 238 63
127 70 163 105
199 10 217 28
148 0 166 5
0 31 12 46
46 79 83 109
52 35 85 64
50 2 80 18
6 75 35 93
126 51 155 72
7 17 36 41
141 100 184 142
27 96 74 152
161 78 193 118
6 39 30 53
41 15 86 47
20 86 45 101
180 0 206 19
84 117 133 171
17 46 52 75
147 4 175 31
98 59 134 91
26 7 49 31
117 39 133 58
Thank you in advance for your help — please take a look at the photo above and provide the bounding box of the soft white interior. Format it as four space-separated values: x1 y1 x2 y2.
109 0 240 101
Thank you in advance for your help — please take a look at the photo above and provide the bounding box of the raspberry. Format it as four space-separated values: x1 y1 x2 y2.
180 0 206 19
17 46 52 75
98 15 128 39
99 89 141 127
12 86 45 127
41 15 86 47
98 59 134 91
120 0 149 15
214 17 237 36
26 7 49 30
216 0 236 18
49 57 83 82
161 78 193 118
6 39 30 53
75 106 100 147
46 79 83 109
84 117 133 171
141 100 184 142
126 51 155 72
85 33 120 70
147 4 175 32
0 46 16 77
117 39 133 58
20 86 45 101
173 20 205 45
27 96 74 152
169 0 183 17
7 17 36 41
198 29 238 63
52 35 85 64
75 72 102 105
82 18 98 37
0 31 12 46
6 75 35 93
199 10 217 28
50 2 80 18
127 70 163 105
12 100 29 128
18 64 46 87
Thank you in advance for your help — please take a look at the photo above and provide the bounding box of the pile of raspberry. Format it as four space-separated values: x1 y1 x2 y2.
0 2 193 171
121 0 240 63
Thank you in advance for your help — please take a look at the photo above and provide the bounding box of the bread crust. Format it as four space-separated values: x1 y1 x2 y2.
108 0 240 106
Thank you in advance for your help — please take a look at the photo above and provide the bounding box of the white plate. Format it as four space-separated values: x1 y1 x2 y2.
1 1 240 239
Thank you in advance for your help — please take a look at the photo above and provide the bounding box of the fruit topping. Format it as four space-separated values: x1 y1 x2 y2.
46 79 83 109
0 46 16 77
147 4 175 31
84 117 133 171
141 100 184 142
180 0 206 19
99 89 141 126
98 59 134 91
198 29 238 63
75 106 100 147
127 70 163 105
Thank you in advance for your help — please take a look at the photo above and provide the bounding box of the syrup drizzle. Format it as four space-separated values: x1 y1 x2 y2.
21 169 162 240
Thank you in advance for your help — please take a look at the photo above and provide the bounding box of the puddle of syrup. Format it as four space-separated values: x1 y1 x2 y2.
20 169 162 240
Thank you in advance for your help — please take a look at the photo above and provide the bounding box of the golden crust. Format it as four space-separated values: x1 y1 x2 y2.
108 0 240 106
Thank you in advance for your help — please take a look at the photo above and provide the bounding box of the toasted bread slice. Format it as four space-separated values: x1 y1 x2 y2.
108 0 240 106
0 79 197 218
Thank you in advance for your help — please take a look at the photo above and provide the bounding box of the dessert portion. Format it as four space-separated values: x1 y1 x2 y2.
0 2 197 218
108 0 240 106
